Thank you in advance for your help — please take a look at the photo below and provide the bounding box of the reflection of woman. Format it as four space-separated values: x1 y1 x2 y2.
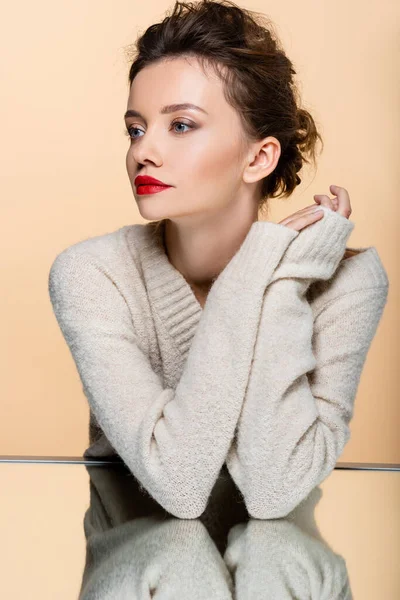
48 1 389 520
79 490 352 599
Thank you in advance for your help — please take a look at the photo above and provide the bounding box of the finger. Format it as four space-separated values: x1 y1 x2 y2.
314 194 334 210
279 204 322 226
314 193 339 212
329 185 352 217
282 209 324 231
313 195 337 210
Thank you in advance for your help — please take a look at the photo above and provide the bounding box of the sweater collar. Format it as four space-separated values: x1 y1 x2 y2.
134 218 385 357
138 219 203 360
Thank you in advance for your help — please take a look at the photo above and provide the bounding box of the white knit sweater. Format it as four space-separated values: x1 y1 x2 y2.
48 205 389 519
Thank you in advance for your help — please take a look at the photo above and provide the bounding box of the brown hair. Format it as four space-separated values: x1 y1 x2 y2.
124 0 324 216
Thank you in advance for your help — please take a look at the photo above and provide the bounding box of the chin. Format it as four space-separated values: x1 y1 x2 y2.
135 198 170 221
136 201 197 224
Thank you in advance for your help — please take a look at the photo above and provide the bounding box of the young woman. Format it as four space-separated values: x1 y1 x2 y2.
49 0 389 520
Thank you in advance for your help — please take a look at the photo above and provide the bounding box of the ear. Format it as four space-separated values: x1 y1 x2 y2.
242 136 281 185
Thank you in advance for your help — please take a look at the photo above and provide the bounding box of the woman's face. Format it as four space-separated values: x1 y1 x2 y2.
124 56 259 225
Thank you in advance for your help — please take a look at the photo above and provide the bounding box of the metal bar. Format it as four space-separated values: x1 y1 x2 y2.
0 456 399 470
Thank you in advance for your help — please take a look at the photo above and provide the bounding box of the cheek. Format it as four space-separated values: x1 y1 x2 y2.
185 137 243 185
126 147 134 171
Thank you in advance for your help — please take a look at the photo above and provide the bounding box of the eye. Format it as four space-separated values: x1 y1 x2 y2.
124 126 142 139
171 121 192 134
124 120 194 140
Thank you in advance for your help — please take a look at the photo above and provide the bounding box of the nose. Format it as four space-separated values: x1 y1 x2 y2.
129 129 163 167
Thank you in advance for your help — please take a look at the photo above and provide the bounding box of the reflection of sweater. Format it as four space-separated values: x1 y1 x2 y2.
79 517 235 599
79 507 351 599
48 206 389 518
79 475 351 599
224 518 352 599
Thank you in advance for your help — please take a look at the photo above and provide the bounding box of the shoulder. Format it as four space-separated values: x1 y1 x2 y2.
47 223 154 313
47 223 150 282
307 245 389 315
50 223 143 268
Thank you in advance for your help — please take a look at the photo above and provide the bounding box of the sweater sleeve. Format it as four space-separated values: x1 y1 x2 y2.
48 220 299 519
224 520 352 599
225 206 389 519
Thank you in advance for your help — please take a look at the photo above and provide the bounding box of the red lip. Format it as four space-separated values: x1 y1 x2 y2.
134 175 171 188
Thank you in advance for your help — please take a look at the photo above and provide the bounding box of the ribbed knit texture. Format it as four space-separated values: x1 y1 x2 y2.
48 205 389 519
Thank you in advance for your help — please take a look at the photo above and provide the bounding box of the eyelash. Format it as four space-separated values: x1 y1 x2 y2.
124 120 194 140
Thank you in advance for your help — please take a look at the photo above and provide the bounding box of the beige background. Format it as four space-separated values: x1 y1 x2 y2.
1 1 398 460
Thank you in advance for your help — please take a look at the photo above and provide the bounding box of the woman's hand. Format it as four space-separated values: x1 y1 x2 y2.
278 185 352 231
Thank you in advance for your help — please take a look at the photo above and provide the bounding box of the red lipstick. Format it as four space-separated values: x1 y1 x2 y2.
134 175 173 196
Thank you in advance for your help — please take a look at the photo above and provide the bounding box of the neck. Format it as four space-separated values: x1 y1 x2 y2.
161 204 259 289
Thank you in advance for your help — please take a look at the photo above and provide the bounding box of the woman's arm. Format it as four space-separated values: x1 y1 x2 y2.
225 207 389 519
48 220 299 519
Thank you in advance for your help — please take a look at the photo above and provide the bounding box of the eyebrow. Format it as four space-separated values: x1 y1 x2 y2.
124 103 208 120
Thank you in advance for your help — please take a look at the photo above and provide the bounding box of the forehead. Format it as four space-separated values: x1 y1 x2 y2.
126 56 224 111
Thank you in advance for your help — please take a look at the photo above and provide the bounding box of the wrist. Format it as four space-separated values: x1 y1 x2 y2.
270 206 355 283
